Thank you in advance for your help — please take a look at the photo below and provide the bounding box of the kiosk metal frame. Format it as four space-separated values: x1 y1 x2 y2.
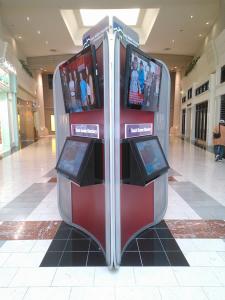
53 17 170 269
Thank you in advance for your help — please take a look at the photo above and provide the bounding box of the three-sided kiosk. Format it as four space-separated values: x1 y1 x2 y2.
53 17 170 268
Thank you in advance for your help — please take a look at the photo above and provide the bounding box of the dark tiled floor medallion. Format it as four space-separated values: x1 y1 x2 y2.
121 221 189 267
40 222 106 267
40 221 189 267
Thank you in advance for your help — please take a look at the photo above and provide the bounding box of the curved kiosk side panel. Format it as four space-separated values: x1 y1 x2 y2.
113 30 170 266
53 31 112 265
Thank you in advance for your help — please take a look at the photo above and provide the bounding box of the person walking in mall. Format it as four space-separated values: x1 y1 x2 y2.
213 119 225 161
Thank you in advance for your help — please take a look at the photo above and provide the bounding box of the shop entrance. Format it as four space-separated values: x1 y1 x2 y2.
17 99 35 147
195 101 208 148
186 107 192 140
221 95 225 121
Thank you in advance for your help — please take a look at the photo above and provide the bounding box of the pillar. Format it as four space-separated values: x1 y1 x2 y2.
170 71 181 136
34 71 48 136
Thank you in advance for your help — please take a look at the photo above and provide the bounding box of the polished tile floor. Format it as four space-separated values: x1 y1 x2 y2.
0 136 225 300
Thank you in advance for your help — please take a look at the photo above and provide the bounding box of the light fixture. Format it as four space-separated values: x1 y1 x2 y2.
190 15 194 19
45 41 49 45
199 33 203 37
172 39 175 43
80 9 140 26
174 66 177 69
206 22 209 25
18 35 22 39
37 30 41 34
26 16 30 21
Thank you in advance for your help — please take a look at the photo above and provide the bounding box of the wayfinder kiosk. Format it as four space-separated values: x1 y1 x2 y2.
53 17 170 268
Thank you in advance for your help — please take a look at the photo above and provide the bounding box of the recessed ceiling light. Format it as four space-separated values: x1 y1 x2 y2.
37 30 41 34
172 39 175 43
17 35 22 39
26 16 30 21
45 41 49 45
174 66 177 69
206 22 209 25
190 15 194 19
199 33 203 37
80 9 140 26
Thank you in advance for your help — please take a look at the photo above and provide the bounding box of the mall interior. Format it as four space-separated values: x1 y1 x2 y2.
0 0 225 299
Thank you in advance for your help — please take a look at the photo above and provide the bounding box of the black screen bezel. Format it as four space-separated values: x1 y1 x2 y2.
60 45 101 114
56 136 95 185
124 44 162 112
129 135 169 183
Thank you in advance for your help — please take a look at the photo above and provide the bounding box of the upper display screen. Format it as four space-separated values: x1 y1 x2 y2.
125 44 162 112
136 138 168 177
59 45 100 113
57 139 88 178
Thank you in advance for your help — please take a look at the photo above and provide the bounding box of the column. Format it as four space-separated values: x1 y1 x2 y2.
34 70 48 136
170 71 181 136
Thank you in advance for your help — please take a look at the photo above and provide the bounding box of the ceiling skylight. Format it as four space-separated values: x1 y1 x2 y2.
80 9 140 26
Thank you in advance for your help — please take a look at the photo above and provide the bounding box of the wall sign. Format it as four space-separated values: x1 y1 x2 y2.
125 123 153 138
0 67 10 89
71 124 99 139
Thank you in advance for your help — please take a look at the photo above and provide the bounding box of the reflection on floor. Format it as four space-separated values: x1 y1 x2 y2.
0 136 225 299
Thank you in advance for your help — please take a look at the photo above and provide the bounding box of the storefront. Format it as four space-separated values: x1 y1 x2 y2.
17 98 36 146
0 59 18 156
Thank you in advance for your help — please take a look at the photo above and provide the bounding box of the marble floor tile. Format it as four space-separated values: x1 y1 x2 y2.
166 220 225 238
52 267 95 287
115 287 160 300
3 252 46 268
94 267 135 287
0 288 27 300
203 287 225 300
169 137 225 207
173 267 221 286
10 267 57 287
0 268 18 287
184 251 225 267
70 287 115 300
24 287 71 300
0 253 11 266
159 287 208 300
134 267 178 286
0 221 61 240
0 240 36 253
30 240 52 252
212 267 225 285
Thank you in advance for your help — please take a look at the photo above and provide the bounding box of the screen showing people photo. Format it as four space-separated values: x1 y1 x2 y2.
57 139 88 177
127 49 162 111
59 46 99 113
136 139 168 177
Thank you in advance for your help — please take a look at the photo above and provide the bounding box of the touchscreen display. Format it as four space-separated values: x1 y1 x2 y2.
136 139 167 176
59 46 99 113
126 47 162 111
57 139 88 177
